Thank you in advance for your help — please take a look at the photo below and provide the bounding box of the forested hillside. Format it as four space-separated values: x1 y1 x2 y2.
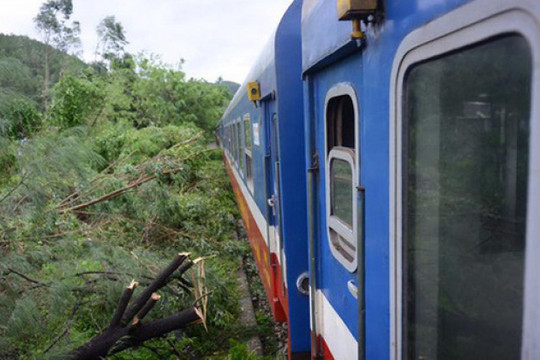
0 33 85 101
219 80 241 97
0 2 269 359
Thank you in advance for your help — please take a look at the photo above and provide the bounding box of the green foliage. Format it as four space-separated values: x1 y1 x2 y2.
48 73 105 129
0 136 16 183
34 0 81 54
0 57 39 99
228 340 261 360
0 120 256 358
0 34 86 111
0 18 263 359
0 98 42 139
96 15 129 67
126 57 230 132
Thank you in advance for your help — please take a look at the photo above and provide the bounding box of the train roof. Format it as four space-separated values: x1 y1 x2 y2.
301 0 359 73
221 0 304 123
221 32 276 121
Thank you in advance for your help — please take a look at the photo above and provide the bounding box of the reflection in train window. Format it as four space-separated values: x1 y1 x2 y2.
236 119 243 174
404 35 532 359
232 122 238 165
326 92 357 271
244 114 254 192
331 157 353 226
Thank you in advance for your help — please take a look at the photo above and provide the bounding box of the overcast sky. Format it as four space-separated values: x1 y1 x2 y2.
0 0 293 83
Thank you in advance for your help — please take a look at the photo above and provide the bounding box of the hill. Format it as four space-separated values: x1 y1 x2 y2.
219 80 240 96
0 34 86 108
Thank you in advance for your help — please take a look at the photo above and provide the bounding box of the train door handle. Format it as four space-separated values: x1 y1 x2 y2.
347 280 358 299
267 195 276 216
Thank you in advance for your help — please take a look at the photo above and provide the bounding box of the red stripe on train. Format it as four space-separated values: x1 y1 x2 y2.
223 154 287 323
309 333 335 360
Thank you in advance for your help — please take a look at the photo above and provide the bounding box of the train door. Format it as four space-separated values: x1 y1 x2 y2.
262 99 286 302
390 4 540 360
310 83 362 359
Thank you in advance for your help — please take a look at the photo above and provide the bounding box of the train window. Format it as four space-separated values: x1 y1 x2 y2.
327 95 355 151
244 114 252 152
331 156 353 226
226 126 230 153
325 90 358 272
403 35 531 360
244 114 254 192
236 119 244 174
228 125 231 154
235 122 240 167
227 125 230 154
232 123 237 164
228 126 231 154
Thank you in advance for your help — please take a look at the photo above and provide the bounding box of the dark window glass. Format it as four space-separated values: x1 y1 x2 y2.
327 95 355 152
246 155 253 189
404 35 531 359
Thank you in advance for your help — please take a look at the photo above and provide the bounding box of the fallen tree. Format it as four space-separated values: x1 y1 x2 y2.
58 167 184 214
71 253 205 360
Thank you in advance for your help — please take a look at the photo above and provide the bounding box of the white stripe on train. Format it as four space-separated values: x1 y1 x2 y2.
316 290 358 360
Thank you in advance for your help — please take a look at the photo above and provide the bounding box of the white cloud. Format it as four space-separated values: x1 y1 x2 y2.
0 0 293 82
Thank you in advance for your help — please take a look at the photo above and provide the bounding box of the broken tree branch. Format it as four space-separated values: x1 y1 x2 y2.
134 293 161 325
74 307 203 360
6 267 46 286
58 168 183 214
121 252 189 325
109 280 138 329
71 252 204 360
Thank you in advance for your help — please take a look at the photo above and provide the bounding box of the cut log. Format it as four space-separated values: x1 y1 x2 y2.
73 307 203 360
70 252 203 360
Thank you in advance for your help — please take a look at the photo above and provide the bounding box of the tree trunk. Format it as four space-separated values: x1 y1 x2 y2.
43 45 50 109
74 307 203 360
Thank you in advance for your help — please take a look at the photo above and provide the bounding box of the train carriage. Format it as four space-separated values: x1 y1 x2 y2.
218 0 540 359
218 1 310 357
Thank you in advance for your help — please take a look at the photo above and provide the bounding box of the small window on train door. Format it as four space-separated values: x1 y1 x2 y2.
325 90 358 272
244 114 254 192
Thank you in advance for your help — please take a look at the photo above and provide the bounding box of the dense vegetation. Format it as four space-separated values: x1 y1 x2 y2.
0 2 274 359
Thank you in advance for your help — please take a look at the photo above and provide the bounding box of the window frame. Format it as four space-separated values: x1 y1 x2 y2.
324 84 360 273
389 2 540 359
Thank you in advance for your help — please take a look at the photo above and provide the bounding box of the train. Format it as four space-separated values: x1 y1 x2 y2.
216 0 540 359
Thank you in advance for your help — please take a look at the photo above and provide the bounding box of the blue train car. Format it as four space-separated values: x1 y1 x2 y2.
218 0 311 358
218 0 540 359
